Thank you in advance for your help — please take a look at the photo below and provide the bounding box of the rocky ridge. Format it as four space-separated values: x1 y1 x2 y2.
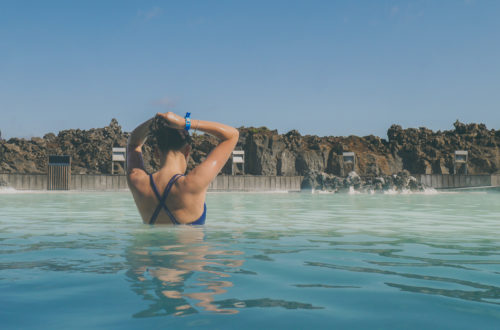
1 120 498 191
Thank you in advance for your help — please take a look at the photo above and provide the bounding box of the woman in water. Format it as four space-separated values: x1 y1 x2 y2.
127 112 239 225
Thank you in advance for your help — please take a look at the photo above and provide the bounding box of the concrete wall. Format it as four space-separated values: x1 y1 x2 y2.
70 174 129 191
3 173 496 191
0 173 47 190
0 173 302 192
418 174 493 189
208 175 301 192
0 173 129 191
491 175 500 187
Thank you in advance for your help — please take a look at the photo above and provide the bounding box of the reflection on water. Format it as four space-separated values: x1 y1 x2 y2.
214 298 322 310
305 261 500 305
125 227 245 316
1 191 500 328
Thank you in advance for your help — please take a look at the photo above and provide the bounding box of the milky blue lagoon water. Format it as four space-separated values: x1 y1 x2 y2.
1 190 499 329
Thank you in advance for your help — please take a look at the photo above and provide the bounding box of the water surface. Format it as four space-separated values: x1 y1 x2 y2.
1 190 499 329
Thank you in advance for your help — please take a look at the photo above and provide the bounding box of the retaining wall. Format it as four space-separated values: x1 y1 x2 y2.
418 174 494 189
491 175 500 187
0 173 302 192
0 173 47 190
2 173 498 191
209 175 301 191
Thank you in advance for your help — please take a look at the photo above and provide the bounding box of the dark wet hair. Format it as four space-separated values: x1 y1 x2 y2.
150 116 192 153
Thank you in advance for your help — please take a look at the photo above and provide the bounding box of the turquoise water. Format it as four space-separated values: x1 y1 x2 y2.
1 190 499 329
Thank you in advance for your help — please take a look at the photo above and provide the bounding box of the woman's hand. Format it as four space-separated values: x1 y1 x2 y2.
157 112 186 130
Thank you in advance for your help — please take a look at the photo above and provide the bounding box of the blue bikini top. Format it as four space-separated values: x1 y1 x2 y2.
149 173 206 225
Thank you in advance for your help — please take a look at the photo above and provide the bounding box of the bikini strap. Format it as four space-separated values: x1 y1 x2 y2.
159 174 184 225
150 174 162 201
161 174 184 202
148 174 184 225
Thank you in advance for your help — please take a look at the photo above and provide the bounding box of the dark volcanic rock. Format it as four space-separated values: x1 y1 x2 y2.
387 121 499 175
301 169 425 192
301 170 341 191
0 120 498 180
0 119 128 174
243 127 283 175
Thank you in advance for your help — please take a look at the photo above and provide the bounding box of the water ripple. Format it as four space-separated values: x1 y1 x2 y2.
1 191 500 328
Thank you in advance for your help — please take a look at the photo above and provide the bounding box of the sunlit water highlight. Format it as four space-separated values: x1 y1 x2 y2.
1 190 499 329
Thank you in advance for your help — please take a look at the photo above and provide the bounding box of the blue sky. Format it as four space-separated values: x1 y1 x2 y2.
1 0 499 139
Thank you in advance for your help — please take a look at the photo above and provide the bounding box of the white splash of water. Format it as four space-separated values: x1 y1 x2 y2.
0 186 17 193
310 186 440 195
311 188 335 194
421 187 438 195
348 186 360 195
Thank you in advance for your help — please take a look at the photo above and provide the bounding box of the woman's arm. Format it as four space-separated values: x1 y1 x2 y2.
127 117 153 179
128 118 153 152
158 112 239 192
186 119 239 192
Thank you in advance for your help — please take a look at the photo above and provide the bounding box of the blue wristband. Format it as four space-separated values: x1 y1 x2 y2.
184 112 191 131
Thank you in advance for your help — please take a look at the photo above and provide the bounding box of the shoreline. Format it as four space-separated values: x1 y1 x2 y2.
0 173 303 192
1 173 498 192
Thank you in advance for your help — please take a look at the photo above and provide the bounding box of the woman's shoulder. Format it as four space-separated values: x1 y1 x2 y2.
127 168 150 192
